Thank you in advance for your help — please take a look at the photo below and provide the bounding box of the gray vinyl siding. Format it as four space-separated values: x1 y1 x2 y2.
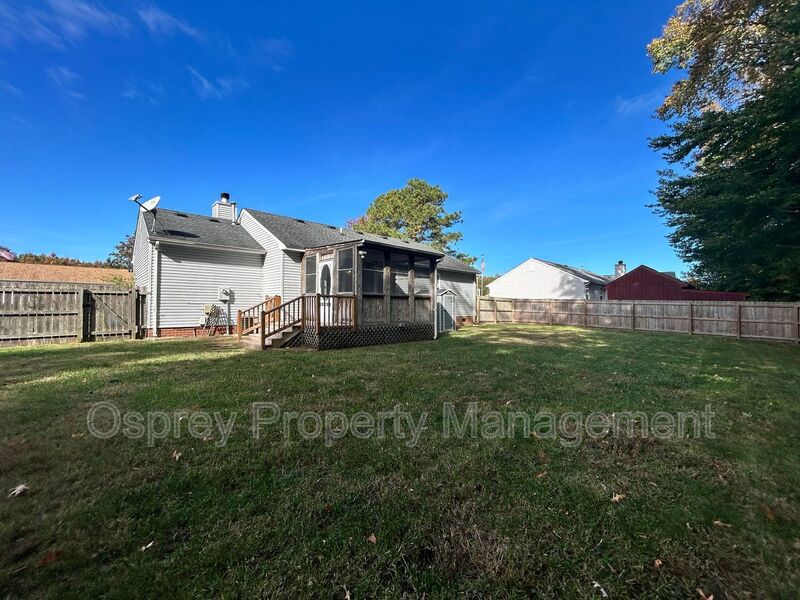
438 270 477 318
282 251 303 300
240 209 282 297
132 213 152 326
156 244 263 328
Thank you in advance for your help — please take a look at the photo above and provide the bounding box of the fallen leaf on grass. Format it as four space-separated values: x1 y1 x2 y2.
536 471 548 478
171 450 182 462
367 533 377 544
39 550 64 566
611 493 625 503
8 484 28 497
654 559 663 569
696 588 714 600
713 519 731 528
139 541 156 552
343 586 351 599
760 505 774 521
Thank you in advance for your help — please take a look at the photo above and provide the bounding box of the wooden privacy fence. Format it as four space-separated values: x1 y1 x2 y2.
478 297 800 344
0 280 144 347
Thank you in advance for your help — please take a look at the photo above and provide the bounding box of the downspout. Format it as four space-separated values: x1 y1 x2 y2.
152 241 160 337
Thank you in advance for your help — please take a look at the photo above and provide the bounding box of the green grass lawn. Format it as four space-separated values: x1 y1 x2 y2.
1 325 799 598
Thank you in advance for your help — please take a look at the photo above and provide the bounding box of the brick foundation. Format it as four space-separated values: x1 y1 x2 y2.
145 326 235 338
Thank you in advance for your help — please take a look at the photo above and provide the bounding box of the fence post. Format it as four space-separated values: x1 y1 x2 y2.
129 290 136 340
688 302 694 335
795 304 800 344
548 300 553 325
493 299 498 324
737 303 742 339
583 300 588 327
630 302 635 330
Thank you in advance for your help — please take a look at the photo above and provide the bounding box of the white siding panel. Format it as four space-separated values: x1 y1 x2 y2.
132 213 152 326
438 270 477 319
157 244 263 328
488 258 587 299
282 251 303 300
239 210 280 297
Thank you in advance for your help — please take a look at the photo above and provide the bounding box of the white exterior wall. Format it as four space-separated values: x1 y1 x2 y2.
240 210 282 297
156 244 264 328
282 251 303 300
438 270 477 319
132 213 152 327
488 258 588 300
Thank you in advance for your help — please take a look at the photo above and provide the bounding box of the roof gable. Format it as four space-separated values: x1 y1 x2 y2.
605 265 686 288
488 257 610 288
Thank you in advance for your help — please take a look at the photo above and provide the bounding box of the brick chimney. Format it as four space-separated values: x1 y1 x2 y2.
614 260 626 278
212 192 237 221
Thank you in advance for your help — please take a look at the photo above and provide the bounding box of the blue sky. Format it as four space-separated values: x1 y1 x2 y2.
0 0 683 277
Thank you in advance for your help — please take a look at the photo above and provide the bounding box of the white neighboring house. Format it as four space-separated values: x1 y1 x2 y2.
487 258 612 300
132 193 479 336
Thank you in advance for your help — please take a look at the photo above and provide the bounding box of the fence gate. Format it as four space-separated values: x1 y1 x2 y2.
0 280 145 347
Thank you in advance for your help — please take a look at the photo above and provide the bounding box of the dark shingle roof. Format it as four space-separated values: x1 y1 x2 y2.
538 259 611 285
143 209 263 252
243 209 445 256
438 254 480 274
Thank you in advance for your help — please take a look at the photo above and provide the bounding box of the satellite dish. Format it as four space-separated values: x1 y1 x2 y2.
140 196 161 212
128 193 143 202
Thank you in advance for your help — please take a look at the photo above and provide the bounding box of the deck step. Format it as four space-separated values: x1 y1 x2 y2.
240 325 302 350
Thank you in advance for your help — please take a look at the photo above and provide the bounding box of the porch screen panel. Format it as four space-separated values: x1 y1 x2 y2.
337 247 354 293
413 257 431 296
305 255 317 293
362 250 384 295
390 253 409 296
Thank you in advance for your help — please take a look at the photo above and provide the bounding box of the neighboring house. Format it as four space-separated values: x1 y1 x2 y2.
0 262 130 284
605 265 749 301
487 258 611 300
132 194 478 343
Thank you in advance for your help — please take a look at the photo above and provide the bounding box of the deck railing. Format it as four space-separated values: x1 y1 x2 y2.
237 295 281 340
240 294 358 347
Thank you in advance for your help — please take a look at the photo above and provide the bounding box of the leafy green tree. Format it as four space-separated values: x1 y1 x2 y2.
649 0 800 299
349 179 475 264
107 234 135 270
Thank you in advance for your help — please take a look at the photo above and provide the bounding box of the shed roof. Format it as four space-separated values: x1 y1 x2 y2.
142 209 264 252
243 209 445 256
438 254 480 274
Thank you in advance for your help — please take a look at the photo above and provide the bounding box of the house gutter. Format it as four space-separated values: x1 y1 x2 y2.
151 241 160 337
148 237 266 255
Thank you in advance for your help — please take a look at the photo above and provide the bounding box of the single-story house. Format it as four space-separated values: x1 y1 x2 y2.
132 193 478 348
487 257 612 300
604 265 749 301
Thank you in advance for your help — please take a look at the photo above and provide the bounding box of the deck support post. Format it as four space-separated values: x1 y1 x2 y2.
260 311 266 350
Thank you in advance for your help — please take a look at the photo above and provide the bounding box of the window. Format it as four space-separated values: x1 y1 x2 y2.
362 250 384 295
414 257 432 296
305 254 317 293
336 247 354 294
390 253 409 296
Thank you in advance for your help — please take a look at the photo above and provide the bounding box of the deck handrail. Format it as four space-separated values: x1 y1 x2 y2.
237 295 281 340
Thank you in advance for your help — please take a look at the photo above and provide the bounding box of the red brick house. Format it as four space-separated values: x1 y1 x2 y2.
605 265 748 301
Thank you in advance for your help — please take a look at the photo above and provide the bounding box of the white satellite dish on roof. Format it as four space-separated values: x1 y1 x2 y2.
140 195 161 212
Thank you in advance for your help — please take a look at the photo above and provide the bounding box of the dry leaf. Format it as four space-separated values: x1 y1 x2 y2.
8 484 28 498
611 493 625 503
39 550 64 566
761 505 774 521
696 588 714 600
172 450 182 462
592 581 609 598
367 533 377 544
654 559 663 569
713 519 731 528
139 541 156 552
343 586 351 600
536 471 548 478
